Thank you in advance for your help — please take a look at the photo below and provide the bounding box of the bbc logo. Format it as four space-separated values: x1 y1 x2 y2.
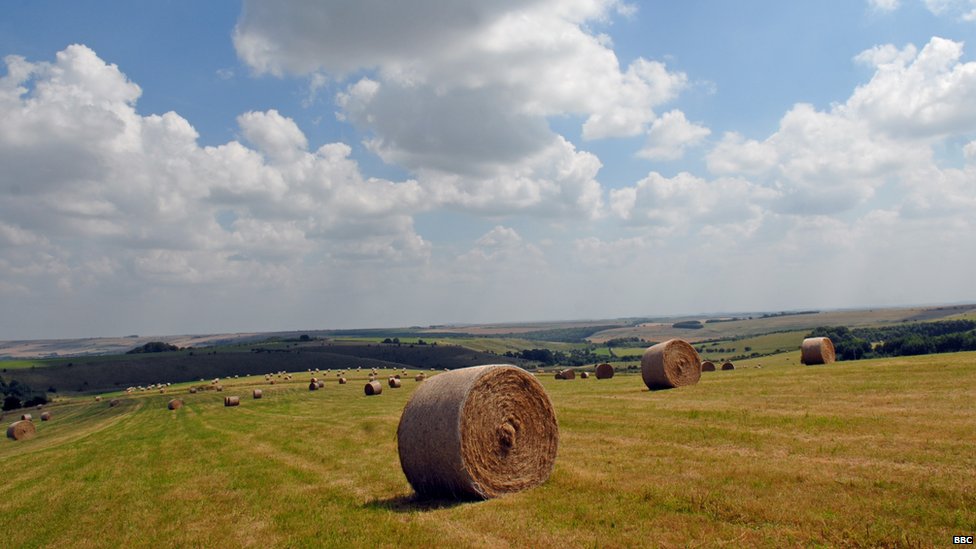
954 536 974 544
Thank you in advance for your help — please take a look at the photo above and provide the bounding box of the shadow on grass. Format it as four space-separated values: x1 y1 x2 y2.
364 493 478 513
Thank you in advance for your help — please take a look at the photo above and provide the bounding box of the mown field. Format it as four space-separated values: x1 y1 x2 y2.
3 352 974 548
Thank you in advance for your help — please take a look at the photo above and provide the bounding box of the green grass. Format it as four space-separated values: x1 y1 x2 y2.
2 356 975 547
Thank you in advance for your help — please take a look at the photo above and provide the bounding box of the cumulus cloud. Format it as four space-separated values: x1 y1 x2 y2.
868 0 901 11
637 110 711 161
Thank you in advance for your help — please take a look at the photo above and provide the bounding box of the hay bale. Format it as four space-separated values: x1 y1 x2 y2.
394 374 401 380
316 380 325 389
721 361 735 371
310 377 318 383
701 361 716 372
364 380 383 396
338 377 347 385
415 374 426 382
252 389 263 399
189 387 198 394
40 412 52 421
109 399 121 407
640 339 701 390
6 420 36 441
557 369 575 380
224 396 240 407
309 382 318 391
269 379 276 385
801 337 836 365
95 396 102 402
397 364 558 499
167 399 184 410
580 372 589 379
20 413 32 421
595 363 614 379
389 377 402 388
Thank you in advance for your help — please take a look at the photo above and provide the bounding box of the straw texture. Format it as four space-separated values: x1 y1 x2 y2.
252 389 263 399
6 420 35 441
640 339 702 390
40 412 52 421
701 361 716 372
224 396 240 407
721 361 735 371
167 399 184 410
801 337 836 365
397 364 559 499
364 380 383 395
595 363 615 379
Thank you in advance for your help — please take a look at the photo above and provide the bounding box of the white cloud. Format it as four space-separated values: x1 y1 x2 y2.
868 0 901 11
638 110 711 161
923 0 976 19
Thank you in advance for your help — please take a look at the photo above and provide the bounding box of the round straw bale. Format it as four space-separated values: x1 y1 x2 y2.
721 361 735 371
308 382 318 391
415 373 426 382
580 372 589 379
595 363 614 379
316 380 325 389
36 404 43 410
389 377 402 388
339 377 347 384
365 380 383 395
269 379 276 385
216 385 224 392
558 369 575 380
224 396 240 407
20 413 32 421
7 420 36 441
640 339 701 390
397 364 558 499
252 389 263 399
189 387 198 394
701 361 716 372
801 337 836 365
310 377 318 383
167 399 184 410
40 411 52 421
109 399 121 407
394 374 401 380
95 396 102 402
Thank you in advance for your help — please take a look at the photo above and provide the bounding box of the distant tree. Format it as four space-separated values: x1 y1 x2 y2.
382 338 393 344
299 334 311 342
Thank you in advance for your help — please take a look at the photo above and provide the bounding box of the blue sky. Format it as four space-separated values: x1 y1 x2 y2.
1 1 975 339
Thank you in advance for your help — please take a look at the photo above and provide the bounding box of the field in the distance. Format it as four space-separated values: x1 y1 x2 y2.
2 353 974 547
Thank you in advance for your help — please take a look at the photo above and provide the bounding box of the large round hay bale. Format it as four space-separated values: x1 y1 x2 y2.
40 412 52 421
397 364 558 499
394 374 401 380
224 396 240 407
215 385 224 392
109 399 121 407
595 363 614 379
316 380 325 389
365 380 383 396
338 377 347 385
95 396 102 402
415 373 426 382
721 361 735 371
269 379 276 385
167 399 184 410
701 361 716 372
389 377 402 388
558 369 575 380
20 413 32 421
6 420 36 441
189 387 198 394
640 339 701 390
801 337 836 365
580 372 589 379
252 389 263 399
308 382 318 391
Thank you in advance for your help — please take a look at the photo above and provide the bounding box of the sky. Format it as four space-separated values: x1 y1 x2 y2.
1 0 975 339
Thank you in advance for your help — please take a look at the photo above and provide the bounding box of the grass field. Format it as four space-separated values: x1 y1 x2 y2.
2 354 975 547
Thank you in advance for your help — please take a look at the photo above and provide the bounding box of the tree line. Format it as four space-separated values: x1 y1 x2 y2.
809 320 976 360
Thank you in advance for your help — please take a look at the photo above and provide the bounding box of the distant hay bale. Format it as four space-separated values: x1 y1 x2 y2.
721 361 735 371
389 378 402 388
316 380 325 389
580 372 589 379
6 420 36 441
365 380 383 396
338 377 347 385
309 382 319 391
224 396 240 407
167 399 184 410
95 396 102 402
189 387 198 394
415 373 426 382
20 413 32 421
252 389 263 399
40 411 52 421
215 385 224 392
310 377 318 383
394 374 401 379
109 399 121 407
801 337 836 365
595 363 614 379
159 388 165 393
701 361 716 372
556 369 575 380
396 364 558 499
640 339 701 390
269 379 276 385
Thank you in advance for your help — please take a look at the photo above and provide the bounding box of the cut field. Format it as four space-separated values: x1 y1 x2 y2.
2 354 975 547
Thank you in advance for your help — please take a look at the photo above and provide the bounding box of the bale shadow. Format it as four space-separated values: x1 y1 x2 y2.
364 493 476 513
